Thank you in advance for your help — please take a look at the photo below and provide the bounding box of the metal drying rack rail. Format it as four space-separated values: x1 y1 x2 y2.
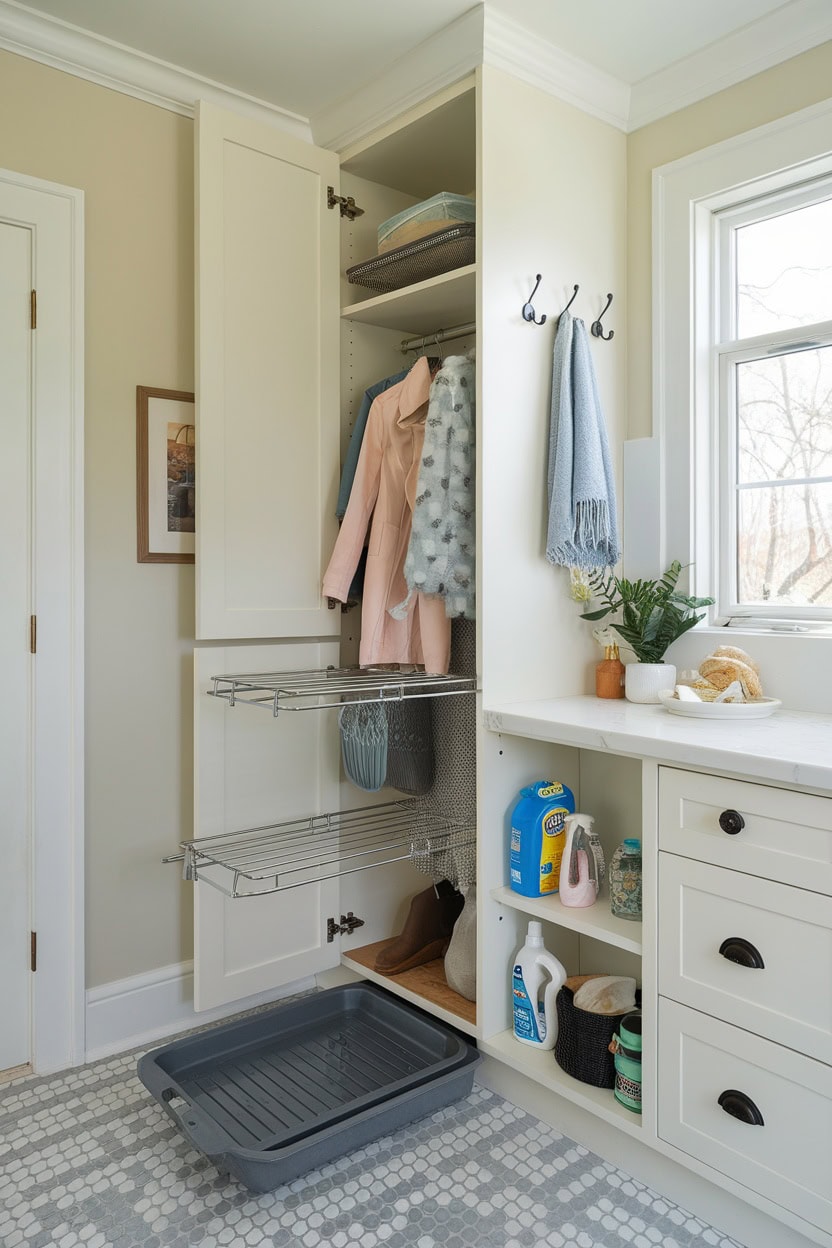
175 800 475 898
208 666 477 716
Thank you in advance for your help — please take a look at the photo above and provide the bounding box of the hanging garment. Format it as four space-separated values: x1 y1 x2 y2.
546 311 620 570
336 368 410 519
322 356 451 673
391 353 476 621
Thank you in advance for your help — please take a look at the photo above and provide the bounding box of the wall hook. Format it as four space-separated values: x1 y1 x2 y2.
522 274 547 325
591 293 614 340
560 284 579 316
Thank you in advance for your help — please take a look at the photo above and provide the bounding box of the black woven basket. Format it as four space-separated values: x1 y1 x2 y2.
345 224 475 295
554 985 631 1089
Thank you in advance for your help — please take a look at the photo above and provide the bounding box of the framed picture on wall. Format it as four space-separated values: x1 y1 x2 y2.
136 385 196 564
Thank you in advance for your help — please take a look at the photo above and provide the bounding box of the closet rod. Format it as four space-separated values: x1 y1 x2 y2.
400 321 476 353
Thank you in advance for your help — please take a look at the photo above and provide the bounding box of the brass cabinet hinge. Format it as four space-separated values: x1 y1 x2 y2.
326 912 365 943
30 615 36 654
326 186 364 220
31 289 37 329
30 932 37 973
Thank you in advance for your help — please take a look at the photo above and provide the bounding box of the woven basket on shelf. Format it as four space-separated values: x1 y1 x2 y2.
345 224 475 295
554 981 637 1089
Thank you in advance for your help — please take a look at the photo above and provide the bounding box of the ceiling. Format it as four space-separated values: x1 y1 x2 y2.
8 0 822 120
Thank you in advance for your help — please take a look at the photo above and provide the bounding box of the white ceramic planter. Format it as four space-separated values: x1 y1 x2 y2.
625 662 676 704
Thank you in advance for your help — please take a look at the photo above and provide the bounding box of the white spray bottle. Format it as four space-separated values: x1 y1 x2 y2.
511 921 567 1049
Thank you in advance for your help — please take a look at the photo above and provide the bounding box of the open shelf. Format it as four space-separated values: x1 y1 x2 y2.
181 800 475 899
342 939 477 1038
491 886 643 955
341 265 476 334
480 1030 643 1137
209 666 476 716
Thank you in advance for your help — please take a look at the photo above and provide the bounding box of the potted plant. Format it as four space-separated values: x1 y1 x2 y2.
578 561 714 703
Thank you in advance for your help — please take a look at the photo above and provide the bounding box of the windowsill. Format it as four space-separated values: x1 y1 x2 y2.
694 623 832 638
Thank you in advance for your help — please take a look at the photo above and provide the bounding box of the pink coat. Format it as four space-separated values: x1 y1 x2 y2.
323 357 451 674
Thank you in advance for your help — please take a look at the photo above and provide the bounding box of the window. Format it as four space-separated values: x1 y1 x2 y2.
715 186 832 621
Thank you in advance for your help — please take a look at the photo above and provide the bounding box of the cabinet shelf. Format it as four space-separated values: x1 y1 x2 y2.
340 265 476 334
479 1031 643 1137
342 939 477 1037
491 886 643 955
182 800 475 898
209 666 476 716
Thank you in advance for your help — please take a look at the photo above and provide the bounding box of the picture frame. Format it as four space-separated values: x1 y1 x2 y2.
136 385 196 564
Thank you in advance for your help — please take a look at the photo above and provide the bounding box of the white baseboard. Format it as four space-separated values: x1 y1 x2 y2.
85 961 315 1063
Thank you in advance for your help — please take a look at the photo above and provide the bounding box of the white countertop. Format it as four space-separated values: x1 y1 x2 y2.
483 696 832 792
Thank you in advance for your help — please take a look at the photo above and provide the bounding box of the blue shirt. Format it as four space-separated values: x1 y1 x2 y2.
336 368 409 518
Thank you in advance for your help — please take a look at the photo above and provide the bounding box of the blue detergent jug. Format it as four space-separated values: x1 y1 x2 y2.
510 780 576 897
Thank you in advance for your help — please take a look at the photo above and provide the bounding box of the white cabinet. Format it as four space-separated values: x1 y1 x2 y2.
195 102 341 641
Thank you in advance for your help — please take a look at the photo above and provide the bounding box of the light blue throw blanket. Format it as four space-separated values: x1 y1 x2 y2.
546 311 620 570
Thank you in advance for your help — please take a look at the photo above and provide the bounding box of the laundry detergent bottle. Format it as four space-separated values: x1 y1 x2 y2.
511 921 567 1049
510 780 576 897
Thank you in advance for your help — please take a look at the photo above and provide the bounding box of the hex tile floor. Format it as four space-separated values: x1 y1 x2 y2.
1 1000 745 1248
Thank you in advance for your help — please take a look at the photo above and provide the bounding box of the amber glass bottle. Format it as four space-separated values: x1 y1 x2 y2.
596 643 625 699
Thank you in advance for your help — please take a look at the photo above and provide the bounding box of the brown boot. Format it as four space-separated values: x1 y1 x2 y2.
375 883 464 975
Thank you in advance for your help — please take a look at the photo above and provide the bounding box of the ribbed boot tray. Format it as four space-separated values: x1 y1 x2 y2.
138 984 480 1190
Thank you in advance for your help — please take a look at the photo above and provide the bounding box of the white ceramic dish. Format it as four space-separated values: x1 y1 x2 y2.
657 689 782 720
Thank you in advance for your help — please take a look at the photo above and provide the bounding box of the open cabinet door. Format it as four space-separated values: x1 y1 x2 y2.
193 642 341 1011
195 101 341 640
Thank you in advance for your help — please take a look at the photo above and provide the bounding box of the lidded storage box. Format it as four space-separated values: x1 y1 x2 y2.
378 192 475 252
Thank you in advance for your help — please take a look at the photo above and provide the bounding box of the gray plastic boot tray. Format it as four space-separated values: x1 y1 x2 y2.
138 983 480 1192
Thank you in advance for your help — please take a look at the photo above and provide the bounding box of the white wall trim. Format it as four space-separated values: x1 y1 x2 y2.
85 961 316 1063
482 9 631 133
0 0 311 138
0 165 85 1077
311 5 483 152
629 0 832 131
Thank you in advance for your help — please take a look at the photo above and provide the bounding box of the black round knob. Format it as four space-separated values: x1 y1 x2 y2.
718 809 745 835
719 937 765 969
718 1089 764 1126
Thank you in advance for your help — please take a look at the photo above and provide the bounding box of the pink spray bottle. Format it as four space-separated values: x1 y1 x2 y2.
559 813 604 907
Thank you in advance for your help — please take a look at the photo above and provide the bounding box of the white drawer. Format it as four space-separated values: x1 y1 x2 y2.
659 854 832 1063
658 766 832 893
658 999 832 1233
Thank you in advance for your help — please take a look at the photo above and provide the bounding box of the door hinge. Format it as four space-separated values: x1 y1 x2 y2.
30 932 37 973
31 289 37 329
327 186 364 220
326 912 365 943
30 615 36 654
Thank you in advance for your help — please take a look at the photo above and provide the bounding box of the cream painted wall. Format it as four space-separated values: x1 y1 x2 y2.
0 50 195 987
627 40 832 437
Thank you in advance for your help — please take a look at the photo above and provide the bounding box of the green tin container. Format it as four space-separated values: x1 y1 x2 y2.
611 1011 642 1113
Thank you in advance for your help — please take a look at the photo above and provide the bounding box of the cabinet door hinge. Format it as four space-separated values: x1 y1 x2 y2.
326 912 365 943
30 615 37 654
30 932 37 972
31 289 37 329
326 186 364 220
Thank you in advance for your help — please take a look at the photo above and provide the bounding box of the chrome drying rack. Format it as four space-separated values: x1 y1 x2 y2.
173 800 475 898
209 666 476 716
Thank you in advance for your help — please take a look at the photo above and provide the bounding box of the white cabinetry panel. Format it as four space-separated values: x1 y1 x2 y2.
196 101 340 640
193 642 340 1010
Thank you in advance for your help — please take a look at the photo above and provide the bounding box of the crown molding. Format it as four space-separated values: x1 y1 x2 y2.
629 0 832 131
311 5 483 153
0 0 312 139
482 9 631 133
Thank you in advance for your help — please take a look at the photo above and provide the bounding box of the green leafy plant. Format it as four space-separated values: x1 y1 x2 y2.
580 561 714 663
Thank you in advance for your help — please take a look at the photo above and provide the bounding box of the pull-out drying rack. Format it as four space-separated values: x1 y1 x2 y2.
209 666 476 716
177 800 475 898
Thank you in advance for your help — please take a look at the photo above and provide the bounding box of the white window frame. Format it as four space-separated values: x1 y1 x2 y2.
654 97 832 631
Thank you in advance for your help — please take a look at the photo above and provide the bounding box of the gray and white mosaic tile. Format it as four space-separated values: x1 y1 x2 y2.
1 1008 745 1248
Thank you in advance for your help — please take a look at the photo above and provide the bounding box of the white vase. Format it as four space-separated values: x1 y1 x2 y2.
624 662 676 704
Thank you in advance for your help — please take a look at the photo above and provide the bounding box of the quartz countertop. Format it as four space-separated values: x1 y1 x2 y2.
483 696 832 792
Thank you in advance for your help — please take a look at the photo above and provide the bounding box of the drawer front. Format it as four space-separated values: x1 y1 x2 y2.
659 854 832 1063
658 999 832 1232
658 766 832 892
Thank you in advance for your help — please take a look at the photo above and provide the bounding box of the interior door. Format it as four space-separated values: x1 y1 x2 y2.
193 642 341 1010
195 101 341 640
0 220 32 1071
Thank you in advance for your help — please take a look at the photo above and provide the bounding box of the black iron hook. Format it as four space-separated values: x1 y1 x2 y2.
522 274 547 325
560 284 579 316
591 293 614 340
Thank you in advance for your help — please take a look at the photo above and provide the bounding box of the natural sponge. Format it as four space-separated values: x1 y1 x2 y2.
699 656 763 699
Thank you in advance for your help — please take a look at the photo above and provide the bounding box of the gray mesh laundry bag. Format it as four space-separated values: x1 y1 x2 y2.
384 698 434 795
339 701 388 792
